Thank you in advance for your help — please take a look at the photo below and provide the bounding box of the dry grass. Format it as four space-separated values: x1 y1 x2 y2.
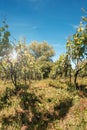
0 77 87 130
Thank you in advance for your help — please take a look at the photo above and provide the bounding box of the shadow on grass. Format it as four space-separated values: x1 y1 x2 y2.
0 84 29 110
67 82 87 97
0 87 15 110
31 98 73 130
77 84 87 97
1 83 73 130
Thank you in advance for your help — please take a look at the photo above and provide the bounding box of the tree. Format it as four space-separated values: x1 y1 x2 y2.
37 61 53 79
49 54 71 79
0 20 11 57
0 20 12 82
29 41 55 61
0 40 36 87
29 41 55 78
66 22 87 89
79 63 87 77
8 43 36 87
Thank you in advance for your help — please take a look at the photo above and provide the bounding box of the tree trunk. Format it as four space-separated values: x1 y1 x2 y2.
74 71 78 89
74 62 87 89
24 71 27 86
14 72 17 87
69 67 72 85
11 72 17 87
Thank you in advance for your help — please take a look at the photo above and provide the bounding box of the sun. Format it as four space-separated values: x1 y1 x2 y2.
10 50 17 60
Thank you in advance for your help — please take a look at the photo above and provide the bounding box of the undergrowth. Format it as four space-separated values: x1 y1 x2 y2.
0 78 87 130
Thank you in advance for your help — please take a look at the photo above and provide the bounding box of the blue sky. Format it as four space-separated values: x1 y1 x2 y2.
0 0 87 60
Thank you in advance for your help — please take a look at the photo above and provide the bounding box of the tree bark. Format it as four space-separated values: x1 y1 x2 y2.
74 61 87 89
74 70 79 89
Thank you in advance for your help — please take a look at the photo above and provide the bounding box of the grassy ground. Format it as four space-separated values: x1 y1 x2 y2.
0 77 87 130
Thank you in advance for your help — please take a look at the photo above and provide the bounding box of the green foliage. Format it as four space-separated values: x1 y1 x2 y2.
37 61 53 79
67 22 87 63
29 41 55 61
0 40 54 86
66 22 87 88
49 54 71 79
0 42 42 86
0 20 11 57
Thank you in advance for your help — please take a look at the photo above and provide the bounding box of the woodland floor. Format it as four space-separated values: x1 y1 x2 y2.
0 77 87 130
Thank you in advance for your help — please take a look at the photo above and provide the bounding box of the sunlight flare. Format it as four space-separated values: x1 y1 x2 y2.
10 50 17 60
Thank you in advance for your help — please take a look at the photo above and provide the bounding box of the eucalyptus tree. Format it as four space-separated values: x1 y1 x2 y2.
79 64 87 77
29 41 55 78
6 42 43 86
49 54 71 79
0 40 35 87
7 43 36 86
66 22 87 88
0 20 12 81
29 41 55 61
0 20 11 57
15 43 36 85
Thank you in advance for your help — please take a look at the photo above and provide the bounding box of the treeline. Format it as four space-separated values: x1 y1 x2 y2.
0 17 87 89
